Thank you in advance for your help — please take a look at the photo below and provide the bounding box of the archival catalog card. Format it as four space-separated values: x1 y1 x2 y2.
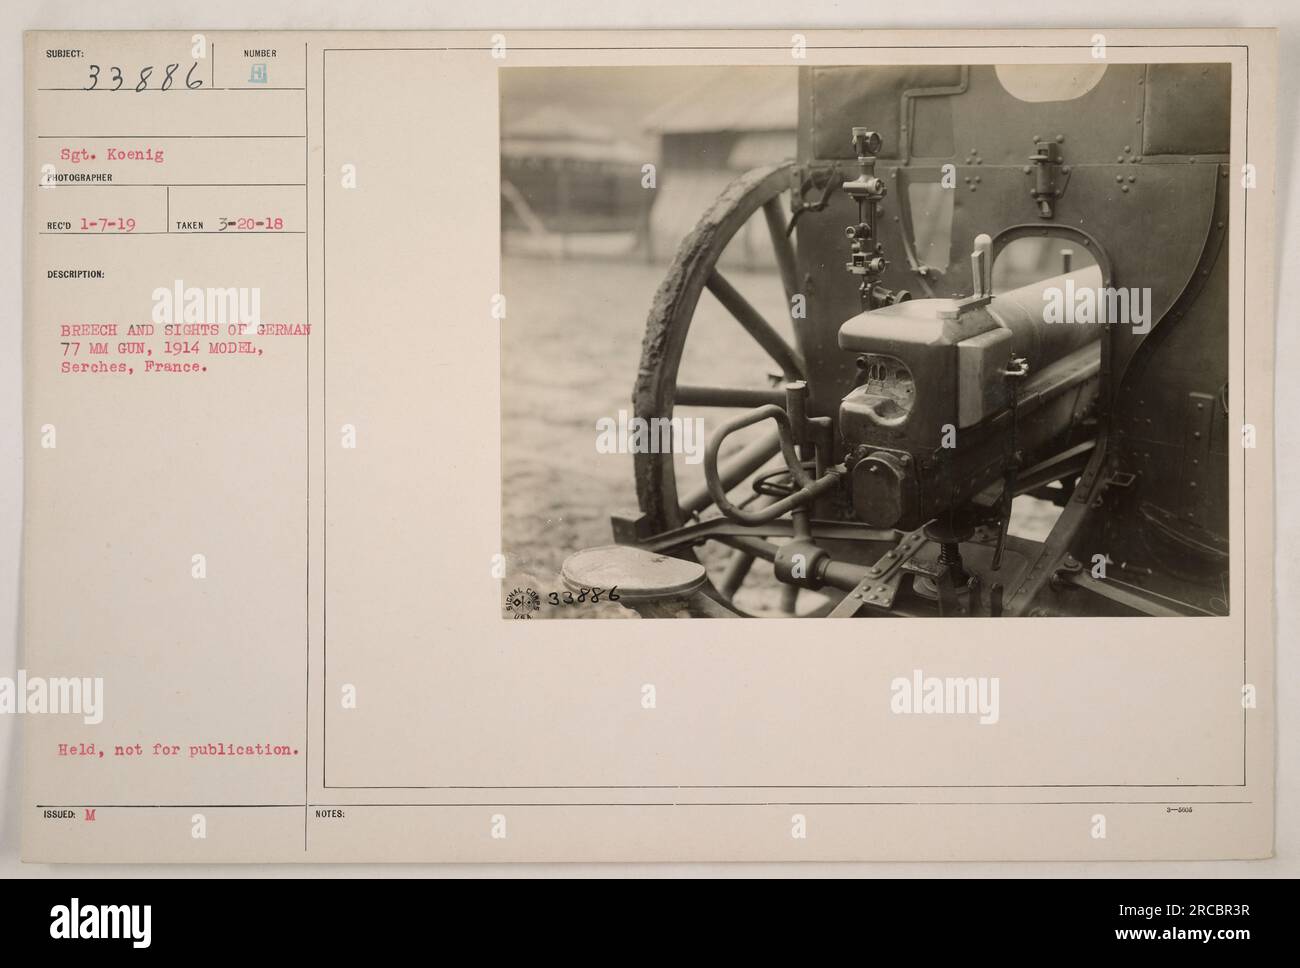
21 27 1277 862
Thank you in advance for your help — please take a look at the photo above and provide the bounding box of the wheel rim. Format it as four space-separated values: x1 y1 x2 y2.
632 162 812 613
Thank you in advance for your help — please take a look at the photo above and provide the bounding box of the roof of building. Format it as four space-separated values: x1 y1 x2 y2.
502 105 645 163
642 67 797 135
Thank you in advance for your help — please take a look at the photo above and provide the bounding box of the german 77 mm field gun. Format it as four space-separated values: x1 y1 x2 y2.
563 64 1231 618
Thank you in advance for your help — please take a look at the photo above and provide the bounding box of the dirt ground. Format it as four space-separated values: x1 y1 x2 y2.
500 250 1058 617
501 250 791 609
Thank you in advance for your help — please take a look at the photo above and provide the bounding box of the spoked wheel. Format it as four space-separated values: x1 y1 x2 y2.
633 161 822 615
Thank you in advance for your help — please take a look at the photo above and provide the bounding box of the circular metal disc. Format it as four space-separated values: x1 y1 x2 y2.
561 545 707 603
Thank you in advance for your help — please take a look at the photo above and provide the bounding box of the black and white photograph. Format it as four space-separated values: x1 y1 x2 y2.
500 63 1233 618
0 1 1293 933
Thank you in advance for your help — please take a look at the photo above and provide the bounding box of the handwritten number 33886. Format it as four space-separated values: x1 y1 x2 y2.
548 588 620 607
84 63 203 91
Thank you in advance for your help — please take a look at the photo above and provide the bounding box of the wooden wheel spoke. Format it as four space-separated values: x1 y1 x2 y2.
762 195 800 307
718 550 755 599
705 269 805 381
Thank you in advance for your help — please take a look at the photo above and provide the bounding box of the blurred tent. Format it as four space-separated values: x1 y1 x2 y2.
643 67 797 268
501 105 652 258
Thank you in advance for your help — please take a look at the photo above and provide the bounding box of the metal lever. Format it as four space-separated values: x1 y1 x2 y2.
970 233 993 300
703 392 842 526
1027 139 1070 219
